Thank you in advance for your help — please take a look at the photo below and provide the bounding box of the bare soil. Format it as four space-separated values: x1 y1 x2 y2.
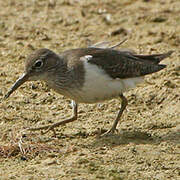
0 0 179 179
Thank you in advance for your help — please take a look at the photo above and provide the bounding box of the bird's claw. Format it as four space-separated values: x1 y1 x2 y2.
100 128 118 137
42 126 57 137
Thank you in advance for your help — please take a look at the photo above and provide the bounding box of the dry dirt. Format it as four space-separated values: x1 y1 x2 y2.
0 0 180 179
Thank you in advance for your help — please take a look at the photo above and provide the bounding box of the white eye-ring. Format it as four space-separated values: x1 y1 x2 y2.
34 59 43 68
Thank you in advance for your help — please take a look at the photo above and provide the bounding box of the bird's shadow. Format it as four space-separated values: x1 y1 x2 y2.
89 128 180 148
24 127 180 149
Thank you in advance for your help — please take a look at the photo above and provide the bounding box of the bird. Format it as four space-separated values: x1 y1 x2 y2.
4 41 173 136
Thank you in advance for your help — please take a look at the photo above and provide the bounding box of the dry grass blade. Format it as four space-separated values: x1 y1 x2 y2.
0 128 72 158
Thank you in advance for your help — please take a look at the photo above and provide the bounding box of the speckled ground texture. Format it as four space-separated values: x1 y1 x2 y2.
0 0 179 179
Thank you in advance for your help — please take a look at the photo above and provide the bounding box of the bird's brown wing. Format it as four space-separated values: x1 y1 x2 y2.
61 48 172 79
83 48 171 79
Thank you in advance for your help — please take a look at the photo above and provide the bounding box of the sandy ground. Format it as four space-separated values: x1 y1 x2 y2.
0 0 179 179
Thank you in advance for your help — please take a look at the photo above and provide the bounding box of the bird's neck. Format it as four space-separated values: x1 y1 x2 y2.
43 64 78 93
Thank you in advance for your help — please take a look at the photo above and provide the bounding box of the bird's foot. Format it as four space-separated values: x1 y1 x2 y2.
27 116 77 136
27 124 57 136
100 128 118 137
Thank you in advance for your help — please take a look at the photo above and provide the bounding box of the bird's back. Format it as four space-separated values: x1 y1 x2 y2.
61 47 172 79
57 48 172 103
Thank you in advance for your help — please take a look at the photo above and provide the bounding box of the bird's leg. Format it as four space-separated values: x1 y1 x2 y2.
28 100 78 135
101 94 128 136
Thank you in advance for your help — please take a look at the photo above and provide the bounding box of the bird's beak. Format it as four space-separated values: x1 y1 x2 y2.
4 73 29 99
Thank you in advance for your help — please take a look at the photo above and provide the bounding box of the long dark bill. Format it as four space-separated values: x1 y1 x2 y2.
4 73 29 99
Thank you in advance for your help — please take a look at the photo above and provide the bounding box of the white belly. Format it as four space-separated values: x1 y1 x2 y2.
71 61 143 103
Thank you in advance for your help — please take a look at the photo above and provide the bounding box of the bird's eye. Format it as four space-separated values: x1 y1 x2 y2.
34 60 43 68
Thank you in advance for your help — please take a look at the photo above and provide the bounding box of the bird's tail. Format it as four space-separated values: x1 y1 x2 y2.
133 51 174 64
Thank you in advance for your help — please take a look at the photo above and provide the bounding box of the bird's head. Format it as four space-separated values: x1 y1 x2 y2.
4 48 60 99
